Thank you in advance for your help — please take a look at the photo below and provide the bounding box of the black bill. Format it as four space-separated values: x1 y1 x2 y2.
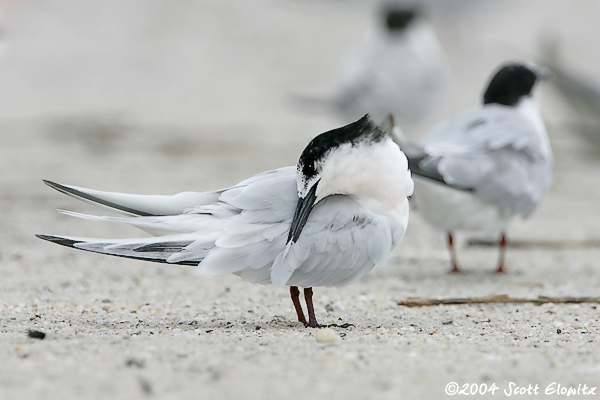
287 182 319 244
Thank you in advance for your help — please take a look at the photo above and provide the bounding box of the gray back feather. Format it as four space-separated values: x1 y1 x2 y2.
418 105 553 217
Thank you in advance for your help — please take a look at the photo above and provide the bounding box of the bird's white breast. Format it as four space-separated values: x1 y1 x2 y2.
412 177 508 233
516 95 553 158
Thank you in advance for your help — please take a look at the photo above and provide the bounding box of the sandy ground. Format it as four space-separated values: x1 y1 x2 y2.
1 1 600 399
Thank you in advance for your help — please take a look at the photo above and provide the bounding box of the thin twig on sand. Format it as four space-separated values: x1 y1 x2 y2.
466 238 600 248
395 294 600 307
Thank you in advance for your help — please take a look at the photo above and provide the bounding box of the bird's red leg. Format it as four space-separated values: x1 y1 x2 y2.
304 287 322 328
290 286 307 326
495 233 507 274
448 233 462 273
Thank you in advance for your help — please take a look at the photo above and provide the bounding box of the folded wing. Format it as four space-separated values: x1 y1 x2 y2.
410 105 553 217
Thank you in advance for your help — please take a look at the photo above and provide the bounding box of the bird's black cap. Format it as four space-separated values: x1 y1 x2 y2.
483 63 541 106
298 115 386 184
383 7 418 32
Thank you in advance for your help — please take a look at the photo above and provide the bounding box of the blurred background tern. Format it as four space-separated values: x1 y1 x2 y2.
331 0 449 128
294 0 449 133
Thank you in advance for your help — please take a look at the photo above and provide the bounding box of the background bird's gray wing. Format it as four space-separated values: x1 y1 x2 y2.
271 195 406 288
416 106 553 217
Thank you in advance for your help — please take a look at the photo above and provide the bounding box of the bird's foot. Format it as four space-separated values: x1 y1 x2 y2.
324 322 354 329
303 321 355 329
304 320 320 328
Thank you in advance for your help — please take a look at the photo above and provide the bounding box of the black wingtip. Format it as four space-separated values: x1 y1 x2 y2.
42 180 72 194
36 234 82 248
42 179 56 187
42 180 72 197
407 156 474 192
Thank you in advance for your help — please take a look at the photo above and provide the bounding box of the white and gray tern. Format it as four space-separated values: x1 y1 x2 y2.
38 115 414 328
394 62 553 273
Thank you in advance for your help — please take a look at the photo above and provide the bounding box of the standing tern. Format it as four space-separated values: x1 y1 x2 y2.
37 115 414 328
394 62 553 273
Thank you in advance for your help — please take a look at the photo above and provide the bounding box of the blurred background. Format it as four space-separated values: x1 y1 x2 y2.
1 0 599 247
1 1 600 398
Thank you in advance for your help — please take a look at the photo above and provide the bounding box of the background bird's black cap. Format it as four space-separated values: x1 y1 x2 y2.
483 63 542 106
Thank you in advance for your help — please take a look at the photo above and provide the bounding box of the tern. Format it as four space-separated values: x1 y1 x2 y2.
334 3 448 126
37 115 414 328
394 62 553 273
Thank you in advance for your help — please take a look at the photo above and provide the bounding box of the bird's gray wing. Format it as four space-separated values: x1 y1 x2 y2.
270 195 406 288
40 167 298 272
186 166 299 280
421 105 544 155
416 106 553 217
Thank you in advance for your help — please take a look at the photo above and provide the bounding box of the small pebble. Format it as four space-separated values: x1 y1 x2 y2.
138 378 152 395
315 328 337 344
27 330 46 340
125 358 145 368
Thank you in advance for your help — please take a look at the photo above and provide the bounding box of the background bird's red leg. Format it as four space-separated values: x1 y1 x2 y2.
448 233 462 273
496 233 507 273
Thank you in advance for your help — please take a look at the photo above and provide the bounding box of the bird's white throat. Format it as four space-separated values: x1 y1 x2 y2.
314 138 413 216
516 93 552 156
